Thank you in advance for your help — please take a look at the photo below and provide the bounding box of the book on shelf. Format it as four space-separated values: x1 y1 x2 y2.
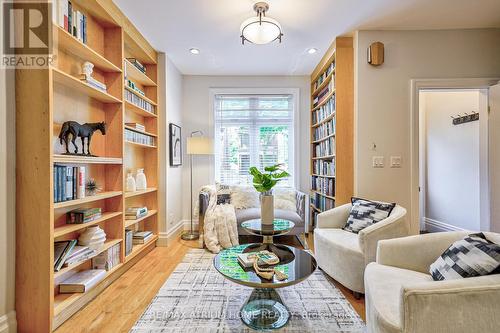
312 98 335 125
126 80 145 96
311 193 335 212
59 269 107 293
312 79 335 108
92 243 120 271
125 89 155 114
125 207 148 220
63 245 94 267
80 75 107 92
126 58 146 73
125 128 155 146
125 229 133 255
54 165 85 203
311 176 335 197
313 160 336 176
66 208 102 224
313 118 335 141
56 0 87 44
314 137 336 158
125 122 146 132
54 239 77 271
132 231 153 244
313 61 335 91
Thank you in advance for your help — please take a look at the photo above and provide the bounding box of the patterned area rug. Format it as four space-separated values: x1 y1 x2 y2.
131 249 365 332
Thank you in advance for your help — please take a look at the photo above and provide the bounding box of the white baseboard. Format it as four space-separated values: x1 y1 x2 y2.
424 218 468 233
0 311 16 333
183 219 199 231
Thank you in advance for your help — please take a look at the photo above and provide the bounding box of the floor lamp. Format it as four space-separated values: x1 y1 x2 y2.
181 131 214 240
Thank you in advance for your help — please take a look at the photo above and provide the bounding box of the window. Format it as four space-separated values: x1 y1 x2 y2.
214 94 295 186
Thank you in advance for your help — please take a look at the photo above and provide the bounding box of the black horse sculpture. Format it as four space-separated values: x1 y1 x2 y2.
58 121 106 156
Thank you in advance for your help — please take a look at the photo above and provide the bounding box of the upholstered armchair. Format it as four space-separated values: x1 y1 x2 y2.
365 232 500 333
313 203 408 296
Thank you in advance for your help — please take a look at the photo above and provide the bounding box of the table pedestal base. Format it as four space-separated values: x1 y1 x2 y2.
240 288 290 330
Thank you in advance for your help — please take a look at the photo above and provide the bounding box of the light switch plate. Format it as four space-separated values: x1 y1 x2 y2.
373 156 384 168
390 156 402 168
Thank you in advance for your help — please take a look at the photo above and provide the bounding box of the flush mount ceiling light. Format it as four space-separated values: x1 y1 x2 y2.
307 48 318 54
240 2 283 45
189 48 200 55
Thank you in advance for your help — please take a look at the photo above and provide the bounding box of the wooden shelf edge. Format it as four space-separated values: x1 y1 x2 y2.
311 174 335 179
312 133 335 144
125 235 158 262
54 191 123 209
311 190 335 200
124 100 158 118
312 155 335 160
311 89 335 112
54 212 122 238
124 210 158 228
53 154 123 165
312 112 335 128
124 125 157 138
124 86 157 106
125 140 157 149
311 71 335 97
124 188 157 198
124 59 157 86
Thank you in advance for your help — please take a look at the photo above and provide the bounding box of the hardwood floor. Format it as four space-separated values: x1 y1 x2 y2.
56 234 365 333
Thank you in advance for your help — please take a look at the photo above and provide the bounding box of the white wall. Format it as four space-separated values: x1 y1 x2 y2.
354 29 500 234
0 70 16 333
421 90 482 231
181 75 310 221
490 82 500 233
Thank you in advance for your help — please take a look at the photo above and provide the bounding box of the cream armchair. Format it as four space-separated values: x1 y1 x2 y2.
313 203 408 296
365 231 500 333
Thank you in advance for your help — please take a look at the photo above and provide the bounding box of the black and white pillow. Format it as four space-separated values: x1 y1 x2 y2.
430 233 500 281
216 183 231 205
343 197 396 234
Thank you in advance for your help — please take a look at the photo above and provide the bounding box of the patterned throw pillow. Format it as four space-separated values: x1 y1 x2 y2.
343 197 396 234
430 233 500 281
216 183 231 205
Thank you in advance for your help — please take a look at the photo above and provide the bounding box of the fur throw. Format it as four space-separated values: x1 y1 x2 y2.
230 185 259 209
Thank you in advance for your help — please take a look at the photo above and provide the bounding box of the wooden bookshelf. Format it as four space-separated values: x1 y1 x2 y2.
309 37 354 227
15 1 162 331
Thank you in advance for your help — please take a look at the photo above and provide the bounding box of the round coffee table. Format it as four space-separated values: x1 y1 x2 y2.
213 243 317 330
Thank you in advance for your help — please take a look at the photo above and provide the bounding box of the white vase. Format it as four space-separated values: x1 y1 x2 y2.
126 173 136 192
261 194 274 226
136 169 147 190
78 226 106 251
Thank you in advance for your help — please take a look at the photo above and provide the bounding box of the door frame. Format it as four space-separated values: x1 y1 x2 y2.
409 78 499 233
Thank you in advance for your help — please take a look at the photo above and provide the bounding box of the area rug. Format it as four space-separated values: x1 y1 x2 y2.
130 249 365 332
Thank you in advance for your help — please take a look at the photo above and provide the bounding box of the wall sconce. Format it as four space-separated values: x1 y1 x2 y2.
367 42 384 66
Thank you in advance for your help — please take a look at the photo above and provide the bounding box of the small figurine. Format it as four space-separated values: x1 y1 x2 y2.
82 61 94 80
58 121 106 156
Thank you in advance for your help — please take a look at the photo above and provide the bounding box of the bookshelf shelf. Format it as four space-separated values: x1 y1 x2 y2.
125 100 158 118
52 68 122 104
125 210 158 228
54 239 122 279
54 191 123 209
124 86 157 106
125 140 157 149
53 154 123 165
124 188 157 199
125 59 157 86
125 235 159 262
125 125 158 137
310 37 353 227
56 26 122 73
54 212 122 238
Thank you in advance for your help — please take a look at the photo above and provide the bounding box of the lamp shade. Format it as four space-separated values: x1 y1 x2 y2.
240 16 282 44
187 136 214 155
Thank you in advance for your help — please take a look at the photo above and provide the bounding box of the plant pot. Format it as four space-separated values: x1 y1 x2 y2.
261 194 274 226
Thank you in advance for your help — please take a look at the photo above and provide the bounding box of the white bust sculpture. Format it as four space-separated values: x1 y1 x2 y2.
82 61 94 80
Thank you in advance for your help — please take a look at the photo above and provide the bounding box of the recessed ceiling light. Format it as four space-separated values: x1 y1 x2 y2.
190 48 200 55
307 48 318 54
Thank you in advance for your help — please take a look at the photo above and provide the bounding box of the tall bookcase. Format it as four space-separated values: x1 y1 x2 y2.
309 37 354 227
15 1 161 331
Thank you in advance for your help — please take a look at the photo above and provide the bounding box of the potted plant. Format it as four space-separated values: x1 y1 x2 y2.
249 164 290 225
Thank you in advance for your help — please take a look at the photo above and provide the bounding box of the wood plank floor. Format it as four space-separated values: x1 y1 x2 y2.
56 234 365 333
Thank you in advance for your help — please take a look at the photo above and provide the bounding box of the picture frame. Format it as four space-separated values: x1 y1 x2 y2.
169 123 182 166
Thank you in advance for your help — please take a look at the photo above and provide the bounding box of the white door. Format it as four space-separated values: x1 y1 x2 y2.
490 82 500 232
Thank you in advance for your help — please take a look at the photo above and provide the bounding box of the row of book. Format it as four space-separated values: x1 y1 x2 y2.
125 122 146 132
125 128 156 147
312 79 335 108
92 243 120 271
311 176 335 197
126 58 147 74
311 193 335 212
313 61 335 91
314 137 336 158
67 207 102 224
56 0 88 44
126 79 146 97
54 165 86 203
312 98 335 125
313 119 335 141
125 89 156 114
313 160 336 177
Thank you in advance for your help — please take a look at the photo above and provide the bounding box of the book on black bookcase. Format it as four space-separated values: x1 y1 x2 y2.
54 165 86 203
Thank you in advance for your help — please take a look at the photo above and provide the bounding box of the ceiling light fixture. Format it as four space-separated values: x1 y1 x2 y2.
307 48 318 54
240 2 283 45
189 48 200 55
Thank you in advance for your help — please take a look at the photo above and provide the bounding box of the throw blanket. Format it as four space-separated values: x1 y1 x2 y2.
200 186 239 253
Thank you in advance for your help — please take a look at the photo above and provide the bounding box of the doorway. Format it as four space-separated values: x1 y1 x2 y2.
418 89 489 232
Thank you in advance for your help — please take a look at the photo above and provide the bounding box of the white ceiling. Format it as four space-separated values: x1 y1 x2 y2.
115 0 500 75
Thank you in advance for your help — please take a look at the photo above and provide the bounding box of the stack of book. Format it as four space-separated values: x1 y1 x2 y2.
66 208 102 224
125 207 148 220
59 269 106 293
63 245 95 267
54 165 85 203
237 251 279 268
125 122 146 132
125 89 155 114
126 58 146 73
54 240 77 271
125 128 155 146
133 231 153 244
125 229 133 255
80 75 107 92
56 0 87 44
92 243 120 271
